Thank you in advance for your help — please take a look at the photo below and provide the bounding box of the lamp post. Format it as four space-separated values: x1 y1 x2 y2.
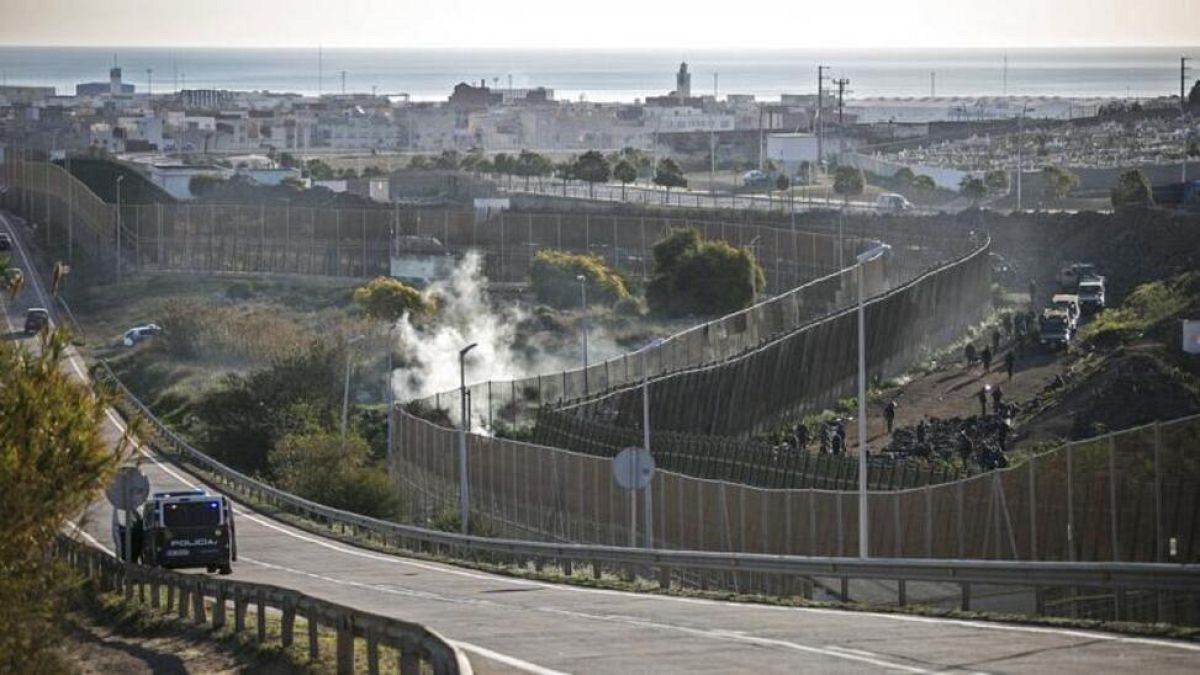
115 174 124 280
458 342 478 535
577 274 589 395
385 323 397 465
640 337 665 549
341 334 366 447
856 243 890 559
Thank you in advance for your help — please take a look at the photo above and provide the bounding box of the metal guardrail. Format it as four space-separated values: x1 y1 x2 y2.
56 536 471 675
95 362 1200 623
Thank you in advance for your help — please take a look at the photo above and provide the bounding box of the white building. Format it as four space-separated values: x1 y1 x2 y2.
645 107 735 134
766 133 821 175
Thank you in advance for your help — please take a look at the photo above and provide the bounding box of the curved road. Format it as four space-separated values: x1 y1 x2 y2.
2 210 1197 674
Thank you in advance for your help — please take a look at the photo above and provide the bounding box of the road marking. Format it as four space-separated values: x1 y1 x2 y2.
450 641 571 675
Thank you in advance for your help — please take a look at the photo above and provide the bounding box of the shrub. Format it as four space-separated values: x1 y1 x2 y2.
646 228 765 317
269 430 401 519
833 166 865 199
353 276 433 322
529 250 630 309
1111 169 1154 208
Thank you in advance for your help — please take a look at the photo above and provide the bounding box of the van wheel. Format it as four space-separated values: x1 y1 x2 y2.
206 565 217 573
219 564 233 576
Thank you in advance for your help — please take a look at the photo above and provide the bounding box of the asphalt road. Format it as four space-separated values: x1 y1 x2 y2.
3 211 1198 674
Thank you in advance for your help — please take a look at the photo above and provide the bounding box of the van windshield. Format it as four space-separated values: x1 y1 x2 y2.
162 500 222 527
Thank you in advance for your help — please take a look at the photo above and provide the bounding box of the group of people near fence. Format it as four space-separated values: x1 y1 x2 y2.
789 418 850 456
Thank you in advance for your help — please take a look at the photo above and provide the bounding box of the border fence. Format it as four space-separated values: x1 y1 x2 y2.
392 409 1200 566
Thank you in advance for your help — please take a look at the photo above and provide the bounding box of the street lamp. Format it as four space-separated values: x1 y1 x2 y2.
341 334 366 447
577 274 589 395
115 174 124 280
855 243 890 559
458 342 478 535
639 337 665 549
385 323 398 466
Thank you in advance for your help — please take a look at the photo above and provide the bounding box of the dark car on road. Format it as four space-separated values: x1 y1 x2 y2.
24 307 49 334
0 233 11 251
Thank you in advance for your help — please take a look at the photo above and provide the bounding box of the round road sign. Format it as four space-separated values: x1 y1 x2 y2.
612 446 655 490
106 466 150 511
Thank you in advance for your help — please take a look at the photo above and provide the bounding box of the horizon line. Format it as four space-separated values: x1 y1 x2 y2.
1 43 1197 51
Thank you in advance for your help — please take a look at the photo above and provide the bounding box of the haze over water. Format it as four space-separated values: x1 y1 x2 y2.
1 46 1193 102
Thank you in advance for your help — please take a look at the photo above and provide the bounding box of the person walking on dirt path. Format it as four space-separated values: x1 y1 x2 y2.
883 400 897 435
794 423 809 450
992 328 1001 354
981 346 993 372
1005 350 1016 380
916 418 928 445
991 386 1004 414
965 343 977 367
977 386 989 416
1003 313 1014 337
1029 279 1037 306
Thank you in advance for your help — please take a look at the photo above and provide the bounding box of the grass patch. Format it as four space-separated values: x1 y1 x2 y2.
1078 272 1200 347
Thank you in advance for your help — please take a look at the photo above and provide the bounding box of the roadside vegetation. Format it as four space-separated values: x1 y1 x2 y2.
646 228 765 317
0 330 128 672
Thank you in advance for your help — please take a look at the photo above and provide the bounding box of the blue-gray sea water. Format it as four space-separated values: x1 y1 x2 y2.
0 46 1193 101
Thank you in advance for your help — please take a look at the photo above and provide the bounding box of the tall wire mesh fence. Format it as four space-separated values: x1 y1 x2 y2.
392 410 1200 564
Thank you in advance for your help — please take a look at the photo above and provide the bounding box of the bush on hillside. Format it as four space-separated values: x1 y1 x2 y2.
646 228 765 317
269 430 401 519
529 250 630 309
353 276 433 322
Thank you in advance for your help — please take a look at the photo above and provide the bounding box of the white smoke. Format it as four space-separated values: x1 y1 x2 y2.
389 251 623 424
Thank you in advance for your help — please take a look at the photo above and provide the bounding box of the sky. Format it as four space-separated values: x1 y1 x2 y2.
0 0 1197 49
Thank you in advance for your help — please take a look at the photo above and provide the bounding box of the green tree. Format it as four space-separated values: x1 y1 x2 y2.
433 150 460 170
277 152 299 169
188 173 226 198
893 167 915 186
305 158 335 180
653 158 688 201
515 150 553 190
407 155 431 170
775 174 791 192
196 340 345 473
353 276 433 322
361 165 388 178
1111 169 1154 208
984 169 1010 194
1041 166 1080 200
959 175 987 203
281 176 306 191
1 330 126 671
833 166 865 201
529 250 630 309
572 150 611 199
1189 79 1200 105
912 174 937 192
612 158 637 200
646 228 765 317
270 430 401 518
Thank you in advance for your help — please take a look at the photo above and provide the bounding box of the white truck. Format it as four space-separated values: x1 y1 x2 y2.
1076 278 1106 313
1038 308 1072 348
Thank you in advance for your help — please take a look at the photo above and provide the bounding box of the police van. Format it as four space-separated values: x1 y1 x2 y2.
136 489 237 574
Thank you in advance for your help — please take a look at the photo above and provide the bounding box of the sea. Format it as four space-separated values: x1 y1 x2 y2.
0 46 1194 103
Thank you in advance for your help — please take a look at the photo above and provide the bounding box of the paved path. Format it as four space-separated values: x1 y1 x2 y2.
3 211 1198 674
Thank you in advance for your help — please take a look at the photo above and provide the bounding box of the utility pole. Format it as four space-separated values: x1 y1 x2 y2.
930 71 936 98
817 65 828 170
1183 56 1191 182
834 77 850 124
341 70 347 95
317 45 323 96
146 68 152 99
1003 54 1008 97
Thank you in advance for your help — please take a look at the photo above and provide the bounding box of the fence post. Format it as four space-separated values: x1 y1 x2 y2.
192 580 206 624
400 649 420 675
1067 443 1075 561
234 589 247 633
282 596 296 647
1108 437 1120 562
336 613 355 675
177 581 189 621
213 588 227 629
1028 454 1038 560
256 590 267 642
308 605 320 660
366 626 380 675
